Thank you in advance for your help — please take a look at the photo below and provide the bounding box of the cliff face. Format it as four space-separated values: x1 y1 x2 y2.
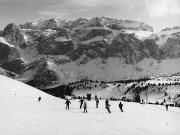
2 23 27 49
0 37 24 74
0 17 180 89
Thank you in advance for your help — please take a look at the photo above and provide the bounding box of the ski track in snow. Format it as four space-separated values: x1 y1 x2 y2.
0 75 180 135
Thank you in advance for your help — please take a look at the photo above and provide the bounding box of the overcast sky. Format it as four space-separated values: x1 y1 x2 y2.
0 0 180 31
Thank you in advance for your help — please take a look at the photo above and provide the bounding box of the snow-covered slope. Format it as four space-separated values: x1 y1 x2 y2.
154 26 180 47
0 75 56 101
1 75 180 135
124 30 153 39
0 37 15 47
158 26 180 35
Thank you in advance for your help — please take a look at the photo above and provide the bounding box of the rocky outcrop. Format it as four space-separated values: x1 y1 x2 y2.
0 41 20 65
68 18 88 29
70 39 108 61
38 28 73 55
0 39 24 74
19 18 67 30
70 17 153 32
2 23 27 49
0 31 2 36
161 37 180 58
0 67 17 77
104 18 154 32
38 37 74 55
155 27 180 59
108 33 145 64
23 59 61 89
72 28 112 41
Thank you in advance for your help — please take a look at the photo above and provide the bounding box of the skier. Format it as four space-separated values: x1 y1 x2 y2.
119 102 123 112
65 99 71 110
95 94 98 101
83 101 88 113
165 104 169 111
141 99 144 104
96 98 99 108
105 99 111 113
79 98 84 109
38 96 41 102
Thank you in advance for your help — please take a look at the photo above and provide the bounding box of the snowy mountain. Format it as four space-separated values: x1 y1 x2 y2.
0 17 180 90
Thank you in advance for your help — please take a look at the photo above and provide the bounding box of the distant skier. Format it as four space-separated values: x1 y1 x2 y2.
163 99 166 103
95 94 98 101
165 104 169 111
65 99 71 110
38 97 41 102
105 99 111 113
79 98 84 109
141 99 144 104
119 102 123 112
96 98 99 108
83 101 88 113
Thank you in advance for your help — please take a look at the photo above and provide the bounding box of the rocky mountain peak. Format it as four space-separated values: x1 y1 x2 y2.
0 17 180 89
2 23 27 49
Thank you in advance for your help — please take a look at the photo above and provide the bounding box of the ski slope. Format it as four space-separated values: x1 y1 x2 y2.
0 75 180 135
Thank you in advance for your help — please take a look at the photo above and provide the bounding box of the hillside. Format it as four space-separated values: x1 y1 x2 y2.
0 75 180 135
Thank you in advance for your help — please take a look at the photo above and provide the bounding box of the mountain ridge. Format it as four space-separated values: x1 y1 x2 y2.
0 17 180 89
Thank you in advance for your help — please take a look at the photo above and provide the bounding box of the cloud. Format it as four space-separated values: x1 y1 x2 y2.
1 0 179 32
145 0 180 18
38 8 87 18
62 0 120 7
37 0 142 18
37 0 107 17
38 11 64 17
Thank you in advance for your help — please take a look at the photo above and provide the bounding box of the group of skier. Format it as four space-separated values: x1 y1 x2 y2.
65 95 124 113
78 98 87 112
39 95 169 112
104 99 123 113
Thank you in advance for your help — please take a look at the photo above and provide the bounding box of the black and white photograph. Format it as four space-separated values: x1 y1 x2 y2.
0 0 180 134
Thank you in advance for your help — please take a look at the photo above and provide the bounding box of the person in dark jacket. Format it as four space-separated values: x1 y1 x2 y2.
65 99 71 110
119 102 123 112
165 104 169 111
96 98 99 108
79 98 84 109
38 97 41 102
105 99 111 113
83 101 88 113
95 94 98 101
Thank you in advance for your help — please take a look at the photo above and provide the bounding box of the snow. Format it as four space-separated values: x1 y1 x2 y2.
32 19 43 26
22 28 33 31
54 18 65 26
146 79 180 85
124 30 153 39
157 28 180 36
153 27 180 47
22 33 28 42
55 37 70 42
47 60 56 70
1 75 180 135
0 37 15 47
55 18 60 23
43 29 57 36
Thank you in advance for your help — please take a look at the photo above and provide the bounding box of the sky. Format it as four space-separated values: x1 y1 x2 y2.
0 0 180 32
